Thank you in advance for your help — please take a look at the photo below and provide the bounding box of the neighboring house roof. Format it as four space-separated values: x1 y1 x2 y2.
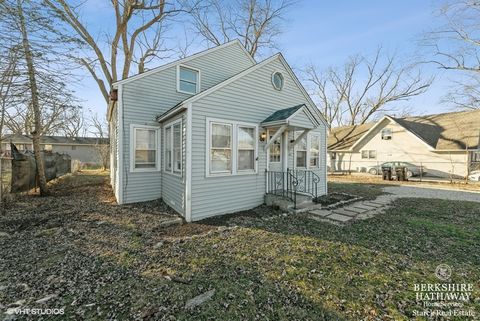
156 53 328 127
262 105 304 123
328 110 480 151
2 134 108 145
328 123 374 150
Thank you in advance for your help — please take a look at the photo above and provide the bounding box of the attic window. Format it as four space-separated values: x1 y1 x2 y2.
177 65 199 94
272 72 284 90
381 128 392 140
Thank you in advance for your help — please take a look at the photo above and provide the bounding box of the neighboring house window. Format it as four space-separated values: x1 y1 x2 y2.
44 144 52 151
296 132 307 168
361 150 377 159
71 146 76 150
210 122 232 173
238 126 255 171
310 135 320 168
177 65 199 94
381 128 392 140
268 129 281 163
207 118 258 176
131 125 159 171
164 120 182 174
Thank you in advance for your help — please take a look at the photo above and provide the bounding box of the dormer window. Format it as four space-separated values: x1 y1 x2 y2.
381 128 392 140
177 65 200 94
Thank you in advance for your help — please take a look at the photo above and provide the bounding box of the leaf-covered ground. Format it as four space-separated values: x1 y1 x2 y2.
0 171 478 320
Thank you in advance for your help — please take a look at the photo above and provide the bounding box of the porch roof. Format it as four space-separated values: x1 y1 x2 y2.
261 104 320 129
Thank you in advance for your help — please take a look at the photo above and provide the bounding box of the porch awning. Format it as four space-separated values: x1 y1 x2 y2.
261 104 320 129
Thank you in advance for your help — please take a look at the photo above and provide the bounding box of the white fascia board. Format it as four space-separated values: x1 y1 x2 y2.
157 105 188 123
349 116 391 150
113 40 255 88
275 54 328 128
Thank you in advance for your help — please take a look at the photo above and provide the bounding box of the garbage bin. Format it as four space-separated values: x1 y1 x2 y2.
395 166 408 181
382 166 392 181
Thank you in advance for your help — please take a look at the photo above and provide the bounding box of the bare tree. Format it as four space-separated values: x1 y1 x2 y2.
187 0 295 58
62 107 85 138
45 0 191 106
16 0 48 194
0 47 19 143
304 48 432 130
89 113 109 170
425 1 480 109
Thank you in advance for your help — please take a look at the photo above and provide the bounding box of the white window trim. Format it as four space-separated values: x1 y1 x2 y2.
361 149 377 159
294 131 308 169
271 70 284 91
237 124 257 174
267 128 282 164
294 132 322 170
309 134 321 169
163 118 183 176
206 117 258 177
129 124 161 173
176 64 201 95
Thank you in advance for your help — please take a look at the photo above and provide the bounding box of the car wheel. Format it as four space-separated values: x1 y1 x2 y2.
406 170 413 178
369 168 378 175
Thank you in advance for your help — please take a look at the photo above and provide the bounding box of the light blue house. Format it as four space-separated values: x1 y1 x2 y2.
108 40 328 222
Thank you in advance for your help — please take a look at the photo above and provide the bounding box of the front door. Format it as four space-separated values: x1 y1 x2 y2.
267 128 283 172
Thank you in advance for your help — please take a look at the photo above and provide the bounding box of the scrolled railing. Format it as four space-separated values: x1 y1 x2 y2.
266 168 319 209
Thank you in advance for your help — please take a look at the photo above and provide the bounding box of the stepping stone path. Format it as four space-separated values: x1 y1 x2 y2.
307 194 397 225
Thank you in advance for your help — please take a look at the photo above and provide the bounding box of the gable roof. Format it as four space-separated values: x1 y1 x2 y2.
328 123 374 150
392 110 480 150
328 110 480 151
262 105 303 123
2 134 108 145
113 40 255 87
156 53 328 127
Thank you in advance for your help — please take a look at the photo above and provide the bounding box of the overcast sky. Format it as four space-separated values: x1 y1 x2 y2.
79 0 455 119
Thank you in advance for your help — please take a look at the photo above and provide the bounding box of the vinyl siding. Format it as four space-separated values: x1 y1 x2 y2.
289 109 316 129
190 57 327 220
161 112 186 215
118 43 254 206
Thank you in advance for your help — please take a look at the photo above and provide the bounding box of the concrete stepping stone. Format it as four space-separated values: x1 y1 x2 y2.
327 213 352 222
358 202 380 209
309 209 331 217
342 206 366 214
331 208 357 217
345 204 370 211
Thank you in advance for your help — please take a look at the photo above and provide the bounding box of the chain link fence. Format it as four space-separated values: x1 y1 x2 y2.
328 159 480 182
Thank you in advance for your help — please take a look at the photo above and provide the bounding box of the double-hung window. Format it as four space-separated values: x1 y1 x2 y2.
238 126 255 171
310 135 320 168
164 120 182 175
295 132 307 168
210 122 232 173
207 119 258 176
131 125 159 171
177 65 199 94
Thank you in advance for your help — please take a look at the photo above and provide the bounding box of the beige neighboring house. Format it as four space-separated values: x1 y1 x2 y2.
328 110 480 178
1 134 109 164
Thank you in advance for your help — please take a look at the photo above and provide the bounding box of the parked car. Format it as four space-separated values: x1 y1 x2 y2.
368 161 427 178
468 171 480 181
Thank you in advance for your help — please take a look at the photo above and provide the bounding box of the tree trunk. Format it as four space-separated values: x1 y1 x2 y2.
17 0 48 195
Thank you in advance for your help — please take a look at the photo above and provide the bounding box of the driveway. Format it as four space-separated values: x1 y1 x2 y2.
382 185 480 203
